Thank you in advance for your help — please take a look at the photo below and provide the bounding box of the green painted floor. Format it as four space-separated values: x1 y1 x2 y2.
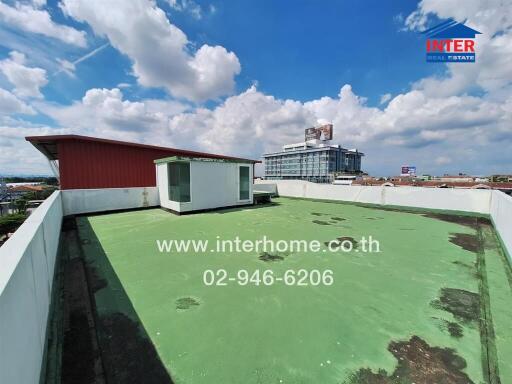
77 197 512 384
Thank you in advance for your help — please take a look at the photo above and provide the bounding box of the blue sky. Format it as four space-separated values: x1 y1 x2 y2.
21 0 434 106
0 0 511 176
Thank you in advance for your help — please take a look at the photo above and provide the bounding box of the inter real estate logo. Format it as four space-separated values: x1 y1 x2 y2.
422 19 481 63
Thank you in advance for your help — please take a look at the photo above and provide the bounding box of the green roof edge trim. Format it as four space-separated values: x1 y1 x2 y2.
154 156 253 164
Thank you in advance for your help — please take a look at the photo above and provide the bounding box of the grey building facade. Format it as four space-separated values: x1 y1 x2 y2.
263 143 364 183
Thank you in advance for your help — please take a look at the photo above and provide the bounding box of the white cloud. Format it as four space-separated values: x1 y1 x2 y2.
405 0 512 34
164 83 511 168
435 156 452 165
379 93 392 105
168 86 315 157
60 0 240 102
0 120 70 175
168 0 203 20
28 0 47 9
37 87 189 143
0 88 35 115
0 1 87 47
32 77 512 175
404 0 512 99
0 51 48 98
4 0 512 177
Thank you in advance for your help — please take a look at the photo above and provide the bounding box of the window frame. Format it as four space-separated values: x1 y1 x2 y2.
167 161 191 203
238 165 251 201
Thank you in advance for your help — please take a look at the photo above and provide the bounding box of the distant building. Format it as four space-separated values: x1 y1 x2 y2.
263 125 363 183
352 178 512 194
490 175 512 183
436 175 474 183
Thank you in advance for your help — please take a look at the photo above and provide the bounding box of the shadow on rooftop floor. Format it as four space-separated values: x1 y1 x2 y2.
55 216 174 384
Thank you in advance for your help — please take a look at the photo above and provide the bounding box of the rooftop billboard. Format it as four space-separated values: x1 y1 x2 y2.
401 166 417 176
305 124 333 141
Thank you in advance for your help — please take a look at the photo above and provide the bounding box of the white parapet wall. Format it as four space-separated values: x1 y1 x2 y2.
490 190 512 259
256 180 492 214
0 191 63 384
62 186 159 216
383 186 493 214
0 186 160 384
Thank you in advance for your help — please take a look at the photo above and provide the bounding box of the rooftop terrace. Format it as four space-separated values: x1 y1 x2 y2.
46 197 511 384
2 182 512 384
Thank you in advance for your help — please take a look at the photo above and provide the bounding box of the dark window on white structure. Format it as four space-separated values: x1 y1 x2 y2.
168 162 190 202
239 166 250 200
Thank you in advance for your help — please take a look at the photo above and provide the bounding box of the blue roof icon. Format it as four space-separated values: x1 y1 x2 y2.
422 19 482 39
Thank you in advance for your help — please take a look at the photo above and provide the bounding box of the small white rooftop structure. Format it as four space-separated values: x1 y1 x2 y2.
155 156 254 214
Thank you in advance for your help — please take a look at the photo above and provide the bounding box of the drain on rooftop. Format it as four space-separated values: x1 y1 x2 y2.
449 233 481 253
431 288 480 325
312 220 331 225
330 217 346 221
344 335 474 384
259 252 285 262
176 297 200 311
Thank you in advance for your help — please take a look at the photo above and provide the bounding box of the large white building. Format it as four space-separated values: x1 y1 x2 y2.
263 138 364 184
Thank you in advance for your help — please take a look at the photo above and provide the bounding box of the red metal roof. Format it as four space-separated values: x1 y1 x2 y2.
25 134 260 163
25 135 260 190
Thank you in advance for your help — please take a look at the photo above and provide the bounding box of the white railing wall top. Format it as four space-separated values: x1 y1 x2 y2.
0 190 63 384
0 191 62 295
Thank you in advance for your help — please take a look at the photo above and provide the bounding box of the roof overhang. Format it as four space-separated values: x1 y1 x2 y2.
25 134 261 164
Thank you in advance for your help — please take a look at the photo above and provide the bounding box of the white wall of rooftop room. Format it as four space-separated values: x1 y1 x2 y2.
156 160 253 213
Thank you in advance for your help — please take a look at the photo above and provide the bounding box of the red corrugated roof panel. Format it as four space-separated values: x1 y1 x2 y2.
26 135 260 190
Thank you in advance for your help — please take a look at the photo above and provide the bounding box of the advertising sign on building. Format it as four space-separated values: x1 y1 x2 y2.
305 124 333 141
401 166 417 176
